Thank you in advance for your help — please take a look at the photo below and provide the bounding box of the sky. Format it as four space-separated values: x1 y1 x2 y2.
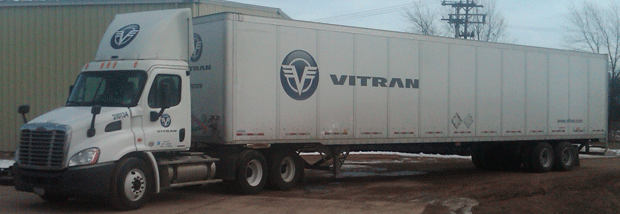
230 0 608 50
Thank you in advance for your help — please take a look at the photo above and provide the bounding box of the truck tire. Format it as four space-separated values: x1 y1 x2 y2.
234 150 268 194
529 142 554 173
267 150 304 191
110 157 154 210
553 142 576 171
39 193 69 204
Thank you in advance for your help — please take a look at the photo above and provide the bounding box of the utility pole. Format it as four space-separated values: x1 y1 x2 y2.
441 0 486 39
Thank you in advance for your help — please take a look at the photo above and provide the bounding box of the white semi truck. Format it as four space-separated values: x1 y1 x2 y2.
13 9 607 210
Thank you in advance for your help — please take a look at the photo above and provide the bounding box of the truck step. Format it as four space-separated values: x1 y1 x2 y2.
158 158 219 166
169 179 223 188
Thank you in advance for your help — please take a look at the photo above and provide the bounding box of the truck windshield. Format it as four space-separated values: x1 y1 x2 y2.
66 70 148 107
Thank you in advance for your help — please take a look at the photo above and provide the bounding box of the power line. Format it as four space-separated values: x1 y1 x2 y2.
312 0 437 23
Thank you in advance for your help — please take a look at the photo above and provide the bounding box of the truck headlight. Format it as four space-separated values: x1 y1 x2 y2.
69 148 100 166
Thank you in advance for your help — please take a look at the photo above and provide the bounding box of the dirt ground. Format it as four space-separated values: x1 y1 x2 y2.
1 151 620 213
290 152 620 214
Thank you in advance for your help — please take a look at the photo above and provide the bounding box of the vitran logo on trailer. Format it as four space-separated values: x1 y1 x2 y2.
111 24 140 49
190 33 203 62
280 50 319 100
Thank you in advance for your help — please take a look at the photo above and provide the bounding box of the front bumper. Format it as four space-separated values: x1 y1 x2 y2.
14 162 114 198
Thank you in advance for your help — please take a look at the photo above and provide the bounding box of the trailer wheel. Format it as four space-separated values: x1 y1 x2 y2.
267 150 304 190
553 142 576 171
529 142 554 173
110 157 153 210
234 150 268 194
39 193 69 204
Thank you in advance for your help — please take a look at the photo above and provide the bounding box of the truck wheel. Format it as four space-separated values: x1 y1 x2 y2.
234 150 268 194
110 157 153 210
529 142 554 173
553 142 576 171
267 150 304 190
39 193 69 204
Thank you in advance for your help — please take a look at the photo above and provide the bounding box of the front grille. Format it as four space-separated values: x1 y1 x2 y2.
19 129 67 169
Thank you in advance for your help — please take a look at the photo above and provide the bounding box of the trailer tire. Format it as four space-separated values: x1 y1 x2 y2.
110 157 153 210
267 150 304 191
529 142 554 173
553 142 576 171
39 193 69 204
234 150 268 194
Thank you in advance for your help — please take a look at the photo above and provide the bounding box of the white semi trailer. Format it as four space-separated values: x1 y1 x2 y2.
13 9 607 210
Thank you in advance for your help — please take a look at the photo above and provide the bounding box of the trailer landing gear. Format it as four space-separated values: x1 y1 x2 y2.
303 145 350 178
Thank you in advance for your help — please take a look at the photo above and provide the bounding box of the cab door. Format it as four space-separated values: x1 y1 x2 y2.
140 68 191 151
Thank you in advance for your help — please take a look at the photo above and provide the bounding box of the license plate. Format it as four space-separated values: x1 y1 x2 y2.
33 187 45 196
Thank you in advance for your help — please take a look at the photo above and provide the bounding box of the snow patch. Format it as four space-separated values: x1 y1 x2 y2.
349 151 472 159
0 160 15 169
346 160 408 164
339 164 372 169
339 170 425 178
301 151 472 159
426 197 479 214
579 147 620 158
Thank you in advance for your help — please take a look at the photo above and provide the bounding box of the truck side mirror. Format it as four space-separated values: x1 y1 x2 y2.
18 105 30 124
87 105 101 137
18 105 30 114
91 105 101 115
150 111 161 122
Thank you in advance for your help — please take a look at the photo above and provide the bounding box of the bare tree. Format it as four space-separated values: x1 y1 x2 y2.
470 0 509 42
404 1 441 36
564 0 620 78
404 0 509 42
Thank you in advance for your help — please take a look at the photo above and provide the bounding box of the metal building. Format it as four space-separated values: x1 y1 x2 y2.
0 0 289 152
